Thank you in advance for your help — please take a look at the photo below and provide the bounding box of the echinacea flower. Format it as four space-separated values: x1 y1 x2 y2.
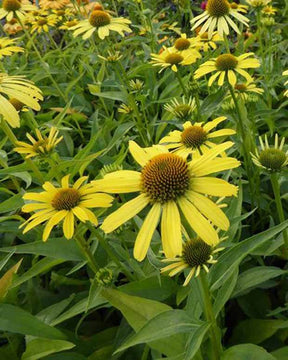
159 116 235 158
0 37 24 58
0 0 36 22
92 141 240 261
261 5 277 15
70 10 132 40
194 30 222 51
161 238 223 286
246 0 271 8
0 73 43 127
226 79 263 102
251 134 288 172
14 127 63 159
171 33 201 57
191 0 249 38
3 17 23 34
164 97 196 120
150 47 201 73
20 175 113 241
39 0 69 10
194 53 260 87
30 15 58 33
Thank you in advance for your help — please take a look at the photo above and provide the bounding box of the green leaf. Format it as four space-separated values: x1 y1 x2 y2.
209 220 288 291
0 259 22 300
0 238 85 261
230 319 287 345
22 338 75 360
271 347 288 360
232 266 287 298
116 310 199 353
88 86 128 102
0 304 65 339
184 322 210 360
221 344 276 360
10 257 65 288
0 193 24 214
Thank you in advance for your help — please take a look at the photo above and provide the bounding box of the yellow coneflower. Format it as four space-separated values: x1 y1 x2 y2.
164 97 195 120
39 0 69 10
246 0 271 8
161 238 224 286
194 30 223 51
171 33 201 57
150 47 201 73
0 73 43 128
251 134 288 172
261 5 277 15
70 9 132 40
226 79 263 102
0 0 36 22
3 18 23 35
30 15 58 33
14 127 63 159
194 53 260 87
20 175 113 241
159 116 235 158
98 51 123 62
0 37 24 58
191 0 249 38
92 141 240 261
59 19 79 30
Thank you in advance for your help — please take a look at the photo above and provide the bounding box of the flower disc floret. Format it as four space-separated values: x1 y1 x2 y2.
141 153 190 203
181 126 207 149
234 83 247 91
216 54 238 71
3 0 21 11
52 188 81 210
89 10 111 27
259 149 286 171
182 239 212 268
165 53 184 65
206 0 230 17
174 38 191 50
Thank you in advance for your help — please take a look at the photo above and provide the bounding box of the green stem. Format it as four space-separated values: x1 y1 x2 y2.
1 119 44 183
75 233 99 274
199 272 222 360
223 34 230 53
176 71 188 98
17 16 67 103
140 345 150 360
270 173 288 255
87 224 135 282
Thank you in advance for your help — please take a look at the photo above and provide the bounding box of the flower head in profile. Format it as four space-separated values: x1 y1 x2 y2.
160 116 235 159
0 37 24 58
246 0 271 8
161 237 223 286
194 53 260 87
92 141 240 261
39 0 69 10
59 19 78 30
70 9 132 40
14 127 63 159
150 47 201 73
171 33 201 57
0 0 36 22
20 175 113 241
191 0 249 38
251 134 288 172
3 18 23 34
261 5 276 15
283 70 288 97
0 73 43 128
164 97 195 120
194 29 223 51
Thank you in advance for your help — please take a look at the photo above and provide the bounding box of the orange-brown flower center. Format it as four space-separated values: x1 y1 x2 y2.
141 153 190 203
174 38 190 51
234 83 247 92
181 126 207 148
215 54 238 71
9 98 24 111
206 0 230 17
3 0 21 11
165 53 184 65
89 10 111 28
52 188 81 210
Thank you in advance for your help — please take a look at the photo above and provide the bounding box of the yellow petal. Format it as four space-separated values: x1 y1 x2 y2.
133 203 161 261
161 202 182 258
101 194 149 233
63 211 74 239
129 141 150 167
192 177 238 196
42 210 68 241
